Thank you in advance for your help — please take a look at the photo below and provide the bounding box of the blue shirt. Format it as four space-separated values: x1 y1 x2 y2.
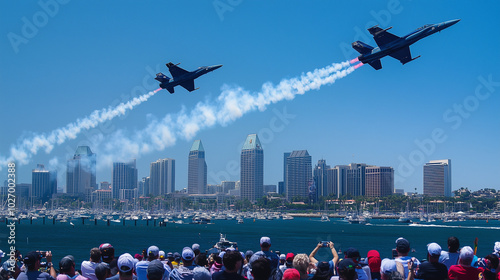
17 271 55 280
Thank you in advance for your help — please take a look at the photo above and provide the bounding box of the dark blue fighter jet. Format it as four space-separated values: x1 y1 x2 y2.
352 19 460 70
155 62 222 93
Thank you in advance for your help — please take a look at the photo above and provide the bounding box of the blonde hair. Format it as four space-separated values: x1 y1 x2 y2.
293 254 310 276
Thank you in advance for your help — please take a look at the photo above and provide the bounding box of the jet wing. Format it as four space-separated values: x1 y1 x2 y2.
388 46 413 64
368 26 400 47
180 80 196 92
167 63 190 78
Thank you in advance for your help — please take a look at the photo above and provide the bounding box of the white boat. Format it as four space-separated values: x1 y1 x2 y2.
321 215 330 222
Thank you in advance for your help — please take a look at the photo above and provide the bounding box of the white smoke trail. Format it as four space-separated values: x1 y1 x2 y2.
0 61 357 169
0 89 160 168
95 61 356 166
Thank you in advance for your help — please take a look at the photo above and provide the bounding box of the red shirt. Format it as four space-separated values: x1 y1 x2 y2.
448 265 484 280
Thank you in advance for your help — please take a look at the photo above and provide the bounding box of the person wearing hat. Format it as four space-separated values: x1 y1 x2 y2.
106 253 137 280
365 250 381 280
393 238 420 279
100 243 118 276
168 247 197 280
212 250 245 280
309 242 339 277
279 253 295 275
412 243 447 280
192 244 201 257
57 255 87 280
344 248 371 280
282 268 300 280
81 247 102 280
247 237 279 280
171 253 181 269
136 246 163 280
17 251 57 280
448 246 483 280
337 259 357 280
439 237 461 270
241 251 254 279
146 260 165 280
94 263 111 280
379 259 402 280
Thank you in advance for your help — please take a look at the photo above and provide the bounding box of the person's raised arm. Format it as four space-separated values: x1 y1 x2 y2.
329 242 339 266
309 242 323 264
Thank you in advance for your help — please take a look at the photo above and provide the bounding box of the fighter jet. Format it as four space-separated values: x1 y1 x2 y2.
352 19 460 70
155 62 222 93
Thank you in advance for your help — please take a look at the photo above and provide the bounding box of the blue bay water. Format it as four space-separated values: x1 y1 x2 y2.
3 217 499 269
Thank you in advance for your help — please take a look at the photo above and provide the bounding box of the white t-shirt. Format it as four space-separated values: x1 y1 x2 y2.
81 261 99 280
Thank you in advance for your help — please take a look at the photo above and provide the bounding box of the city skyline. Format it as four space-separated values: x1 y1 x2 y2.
1 2 499 194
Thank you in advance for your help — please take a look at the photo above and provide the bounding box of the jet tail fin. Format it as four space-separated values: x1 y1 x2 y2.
155 72 170 83
352 41 374 55
368 60 382 70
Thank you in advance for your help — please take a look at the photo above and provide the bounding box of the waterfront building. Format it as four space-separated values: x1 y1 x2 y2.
423 159 452 197
188 140 207 194
240 134 264 203
278 181 285 195
285 150 312 201
112 159 138 199
221 181 236 194
66 146 96 195
91 189 112 207
314 159 330 197
149 158 175 196
264 184 277 194
32 164 57 202
365 166 394 197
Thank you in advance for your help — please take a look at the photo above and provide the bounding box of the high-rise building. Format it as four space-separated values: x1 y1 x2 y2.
138 177 150 196
66 146 96 195
365 166 394 197
32 164 57 202
188 140 207 194
149 158 175 196
283 152 291 194
327 165 349 198
314 159 330 197
112 159 138 199
423 159 452 197
240 134 264 203
285 150 312 201
346 163 368 197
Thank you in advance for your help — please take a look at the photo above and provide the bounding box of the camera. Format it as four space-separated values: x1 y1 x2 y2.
322 241 330 247
39 251 47 258
392 249 398 258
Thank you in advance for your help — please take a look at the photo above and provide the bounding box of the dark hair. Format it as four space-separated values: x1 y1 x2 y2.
252 257 271 280
91 248 101 262
223 251 243 271
338 267 356 280
312 262 332 280
483 254 500 280
448 237 460 253
195 253 208 267
213 255 222 264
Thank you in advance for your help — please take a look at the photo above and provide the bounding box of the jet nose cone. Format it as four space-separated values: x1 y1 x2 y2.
444 19 460 28
212 64 223 70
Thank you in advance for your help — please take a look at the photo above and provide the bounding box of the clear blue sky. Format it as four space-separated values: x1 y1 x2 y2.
1 1 499 193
